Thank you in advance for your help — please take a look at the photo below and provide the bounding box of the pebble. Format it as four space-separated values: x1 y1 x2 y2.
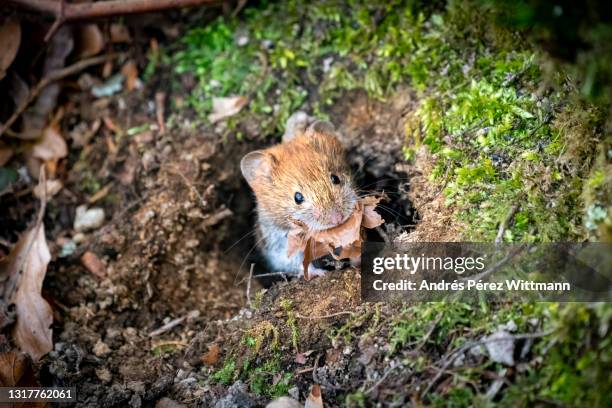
74 205 105 231
96 367 112 383
93 339 111 357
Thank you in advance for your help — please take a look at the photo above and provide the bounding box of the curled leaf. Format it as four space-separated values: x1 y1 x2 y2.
30 125 68 161
208 96 249 123
76 24 105 57
287 197 384 280
0 351 28 386
305 384 324 408
121 60 139 91
0 222 53 362
0 18 21 80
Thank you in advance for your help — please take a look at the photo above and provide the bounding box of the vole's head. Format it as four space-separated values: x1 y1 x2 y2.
241 121 357 230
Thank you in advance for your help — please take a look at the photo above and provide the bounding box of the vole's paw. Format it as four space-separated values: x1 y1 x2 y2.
306 264 328 279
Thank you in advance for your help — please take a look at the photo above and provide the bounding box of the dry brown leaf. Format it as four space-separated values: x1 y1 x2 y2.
121 60 139 91
110 23 131 43
76 24 105 57
0 143 14 166
208 96 249 123
287 197 384 280
201 344 220 366
361 196 385 228
294 352 307 364
103 116 121 134
0 351 28 386
30 125 68 161
33 179 63 199
305 384 324 408
0 18 21 80
102 60 113 78
1 222 53 362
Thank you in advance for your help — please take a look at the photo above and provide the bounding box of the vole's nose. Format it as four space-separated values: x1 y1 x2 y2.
329 209 343 225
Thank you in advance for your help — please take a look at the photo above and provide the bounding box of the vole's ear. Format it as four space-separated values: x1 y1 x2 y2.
241 150 274 186
306 120 336 138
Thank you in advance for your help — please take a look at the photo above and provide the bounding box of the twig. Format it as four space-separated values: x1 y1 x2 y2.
459 244 526 283
296 311 353 320
312 354 320 384
412 313 443 352
0 54 114 138
364 362 399 395
9 0 223 21
202 208 233 228
242 271 292 279
43 0 65 41
155 91 166 134
149 315 186 337
495 202 520 244
246 263 254 308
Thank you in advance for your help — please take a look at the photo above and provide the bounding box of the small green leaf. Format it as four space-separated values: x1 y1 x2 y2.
0 167 18 192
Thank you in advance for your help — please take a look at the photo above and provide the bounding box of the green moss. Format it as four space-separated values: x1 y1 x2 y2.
212 358 237 385
247 357 293 398
502 304 612 407
345 391 368 408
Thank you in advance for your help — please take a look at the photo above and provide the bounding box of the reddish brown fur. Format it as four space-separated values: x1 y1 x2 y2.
249 130 355 230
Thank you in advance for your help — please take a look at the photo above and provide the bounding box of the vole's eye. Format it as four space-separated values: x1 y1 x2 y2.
294 192 304 204
330 174 341 185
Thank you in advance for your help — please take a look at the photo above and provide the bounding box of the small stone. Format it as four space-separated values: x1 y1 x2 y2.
484 331 515 366
81 251 106 278
505 320 518 332
236 35 249 46
93 339 111 357
96 367 112 383
288 386 299 400
127 381 145 393
266 397 301 408
156 398 186 408
74 205 105 231
59 240 77 257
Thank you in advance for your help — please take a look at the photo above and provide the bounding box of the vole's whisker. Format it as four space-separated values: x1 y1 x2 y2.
376 204 406 220
234 234 267 284
224 228 258 254
357 176 411 190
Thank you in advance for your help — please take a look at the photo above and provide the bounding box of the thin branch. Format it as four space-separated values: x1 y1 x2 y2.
0 54 115 138
364 362 399 395
9 0 223 21
43 0 65 41
246 263 254 308
149 315 186 337
495 201 521 244
296 311 354 320
459 244 526 283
